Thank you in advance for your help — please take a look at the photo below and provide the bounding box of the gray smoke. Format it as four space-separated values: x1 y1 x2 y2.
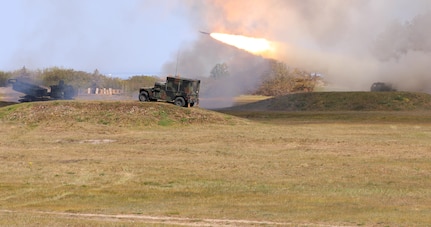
163 0 431 108
162 37 269 108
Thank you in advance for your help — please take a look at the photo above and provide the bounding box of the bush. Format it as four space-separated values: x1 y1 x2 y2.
0 71 12 87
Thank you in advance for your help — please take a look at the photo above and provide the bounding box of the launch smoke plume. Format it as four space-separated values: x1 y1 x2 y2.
163 0 431 108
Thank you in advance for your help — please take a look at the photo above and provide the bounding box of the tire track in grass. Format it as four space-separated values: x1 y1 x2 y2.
0 209 351 226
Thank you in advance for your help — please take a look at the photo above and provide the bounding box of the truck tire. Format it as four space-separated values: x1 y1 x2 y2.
139 91 149 102
174 97 186 107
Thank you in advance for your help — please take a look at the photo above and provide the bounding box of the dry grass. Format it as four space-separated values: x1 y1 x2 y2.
0 101 244 127
228 91 431 111
1 100 431 226
233 95 272 106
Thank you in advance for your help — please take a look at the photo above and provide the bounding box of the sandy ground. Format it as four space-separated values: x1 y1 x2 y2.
0 87 21 102
0 209 343 227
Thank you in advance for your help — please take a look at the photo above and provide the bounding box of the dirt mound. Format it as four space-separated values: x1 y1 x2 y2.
0 101 246 127
224 92 431 111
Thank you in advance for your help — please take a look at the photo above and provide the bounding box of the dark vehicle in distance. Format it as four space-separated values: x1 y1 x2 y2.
8 78 75 102
139 76 200 107
370 82 396 92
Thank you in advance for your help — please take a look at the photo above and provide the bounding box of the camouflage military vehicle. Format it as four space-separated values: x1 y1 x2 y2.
370 82 396 92
138 76 200 107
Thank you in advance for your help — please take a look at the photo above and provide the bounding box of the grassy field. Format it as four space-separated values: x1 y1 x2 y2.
226 92 431 111
0 99 431 226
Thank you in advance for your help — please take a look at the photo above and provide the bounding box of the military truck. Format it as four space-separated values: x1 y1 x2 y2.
138 76 200 107
370 82 396 92
8 78 75 102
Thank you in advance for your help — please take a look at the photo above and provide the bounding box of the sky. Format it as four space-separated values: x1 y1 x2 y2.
2 0 431 98
0 0 195 77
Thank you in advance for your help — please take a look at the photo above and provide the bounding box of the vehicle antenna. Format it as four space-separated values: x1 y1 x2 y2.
174 50 180 78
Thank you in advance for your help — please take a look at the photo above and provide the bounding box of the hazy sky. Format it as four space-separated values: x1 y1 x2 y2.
0 0 195 77
2 0 431 94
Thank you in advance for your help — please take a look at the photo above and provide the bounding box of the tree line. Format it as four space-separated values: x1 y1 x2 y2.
209 59 323 96
1 60 323 97
0 67 158 95
254 60 322 96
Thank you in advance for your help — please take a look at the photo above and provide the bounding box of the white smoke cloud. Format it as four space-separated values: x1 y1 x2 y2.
163 0 431 108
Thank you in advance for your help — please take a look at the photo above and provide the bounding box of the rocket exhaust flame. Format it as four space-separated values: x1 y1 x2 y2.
209 32 275 56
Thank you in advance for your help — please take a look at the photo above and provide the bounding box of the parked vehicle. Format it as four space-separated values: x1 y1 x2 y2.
370 82 396 92
138 76 200 107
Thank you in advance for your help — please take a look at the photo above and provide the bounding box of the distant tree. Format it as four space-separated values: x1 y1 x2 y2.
254 60 317 96
74 70 96 89
123 75 159 93
100 76 123 90
0 71 12 87
40 67 93 92
3 66 164 95
39 67 124 92
42 67 79 84
8 67 41 84
210 63 230 79
254 60 294 96
93 69 100 77
18 66 30 77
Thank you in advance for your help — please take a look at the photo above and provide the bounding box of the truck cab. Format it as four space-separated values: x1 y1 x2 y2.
139 76 200 107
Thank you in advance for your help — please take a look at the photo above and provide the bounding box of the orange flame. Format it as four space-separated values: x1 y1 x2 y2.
210 32 275 55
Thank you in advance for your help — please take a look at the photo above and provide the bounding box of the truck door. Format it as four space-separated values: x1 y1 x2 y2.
165 78 178 102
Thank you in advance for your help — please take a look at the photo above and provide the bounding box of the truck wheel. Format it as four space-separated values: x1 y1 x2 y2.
139 92 149 102
174 97 186 107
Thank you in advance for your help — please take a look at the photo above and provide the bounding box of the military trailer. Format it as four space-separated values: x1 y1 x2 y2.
138 76 200 107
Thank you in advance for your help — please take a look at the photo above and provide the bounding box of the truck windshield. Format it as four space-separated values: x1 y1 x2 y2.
192 81 200 93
